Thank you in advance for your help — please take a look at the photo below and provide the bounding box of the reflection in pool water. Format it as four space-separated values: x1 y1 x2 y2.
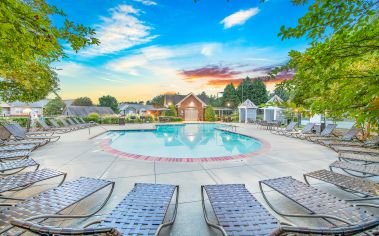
100 124 262 158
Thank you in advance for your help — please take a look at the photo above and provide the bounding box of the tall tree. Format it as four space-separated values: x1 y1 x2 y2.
99 95 119 113
72 97 93 106
146 94 164 107
43 97 65 116
277 0 379 134
250 79 268 105
0 0 99 102
236 77 252 102
222 83 240 108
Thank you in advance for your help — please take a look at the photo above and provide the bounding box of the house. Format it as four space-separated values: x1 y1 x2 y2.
262 95 284 122
11 99 51 116
63 106 115 117
163 93 209 121
118 103 154 116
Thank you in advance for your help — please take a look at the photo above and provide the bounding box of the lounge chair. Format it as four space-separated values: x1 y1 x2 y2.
11 122 53 136
1 123 60 143
271 121 297 135
0 158 39 176
67 117 89 128
0 177 114 235
0 143 37 151
36 119 71 134
330 160 379 177
330 136 379 154
11 183 178 236
58 118 82 130
77 117 97 127
49 118 76 131
0 168 66 200
339 152 379 164
305 124 337 142
202 184 379 235
318 127 360 146
304 169 379 201
259 176 379 234
0 150 30 162
285 123 315 138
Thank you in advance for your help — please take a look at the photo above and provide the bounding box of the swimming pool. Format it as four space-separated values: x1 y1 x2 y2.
99 124 264 162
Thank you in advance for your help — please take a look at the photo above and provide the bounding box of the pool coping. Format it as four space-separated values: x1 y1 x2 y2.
99 125 271 163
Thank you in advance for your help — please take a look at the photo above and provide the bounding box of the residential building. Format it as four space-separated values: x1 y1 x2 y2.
118 103 154 116
63 106 115 117
163 93 209 121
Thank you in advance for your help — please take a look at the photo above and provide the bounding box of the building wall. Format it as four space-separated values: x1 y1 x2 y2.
177 94 204 121
10 107 43 116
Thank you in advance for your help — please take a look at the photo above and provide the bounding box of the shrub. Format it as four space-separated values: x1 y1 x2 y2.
0 117 29 127
86 113 100 122
163 105 177 117
204 106 216 121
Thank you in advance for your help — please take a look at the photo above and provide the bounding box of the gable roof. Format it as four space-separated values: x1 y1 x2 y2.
64 106 114 117
267 95 283 104
164 93 208 106
10 99 50 108
238 99 257 108
118 103 154 111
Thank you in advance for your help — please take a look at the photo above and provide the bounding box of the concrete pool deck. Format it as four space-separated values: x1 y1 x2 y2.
7 123 376 235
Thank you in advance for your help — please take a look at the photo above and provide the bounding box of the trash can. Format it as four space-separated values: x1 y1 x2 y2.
119 116 125 125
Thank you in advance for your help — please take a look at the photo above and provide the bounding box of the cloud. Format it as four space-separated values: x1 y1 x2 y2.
133 0 157 6
81 4 157 56
220 8 259 29
207 78 243 87
180 65 241 80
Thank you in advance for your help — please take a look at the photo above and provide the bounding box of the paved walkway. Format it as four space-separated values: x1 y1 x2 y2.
9 123 359 235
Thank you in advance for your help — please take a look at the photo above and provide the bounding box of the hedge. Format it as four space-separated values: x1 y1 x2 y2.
0 117 29 127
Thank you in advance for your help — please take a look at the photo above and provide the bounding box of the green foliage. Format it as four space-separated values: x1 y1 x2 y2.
146 94 164 107
0 0 99 102
272 83 290 101
249 79 269 105
72 97 93 106
277 0 379 134
99 95 119 113
86 112 100 122
204 106 216 121
43 97 65 116
163 104 177 117
231 111 239 122
159 116 183 122
222 83 240 108
0 117 29 127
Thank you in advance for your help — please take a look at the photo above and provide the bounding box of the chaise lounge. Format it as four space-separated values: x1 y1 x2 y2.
11 183 178 236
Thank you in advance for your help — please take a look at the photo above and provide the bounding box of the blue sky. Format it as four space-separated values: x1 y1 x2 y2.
50 0 309 102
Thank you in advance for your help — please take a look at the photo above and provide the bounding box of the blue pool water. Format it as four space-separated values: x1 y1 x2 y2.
100 124 262 158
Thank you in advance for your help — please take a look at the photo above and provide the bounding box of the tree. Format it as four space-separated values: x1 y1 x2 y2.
146 94 164 107
222 83 240 108
208 94 223 107
0 0 99 102
43 97 65 116
249 79 268 105
236 77 252 102
99 95 119 113
204 106 216 121
163 104 177 117
272 83 290 101
276 0 379 135
72 97 93 106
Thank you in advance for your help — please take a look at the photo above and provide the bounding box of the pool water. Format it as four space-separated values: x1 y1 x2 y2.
99 124 262 159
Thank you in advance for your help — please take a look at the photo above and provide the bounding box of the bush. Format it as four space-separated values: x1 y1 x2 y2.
85 113 100 123
101 115 119 124
231 111 239 122
158 116 183 122
204 106 216 121
163 105 177 117
0 117 29 127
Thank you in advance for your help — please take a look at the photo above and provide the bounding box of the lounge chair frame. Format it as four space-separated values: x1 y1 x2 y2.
10 183 177 236
0 158 39 176
0 177 114 234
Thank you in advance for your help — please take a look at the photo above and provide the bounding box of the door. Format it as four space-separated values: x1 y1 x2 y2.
185 108 198 121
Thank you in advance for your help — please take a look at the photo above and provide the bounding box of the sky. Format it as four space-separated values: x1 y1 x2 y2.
49 0 309 102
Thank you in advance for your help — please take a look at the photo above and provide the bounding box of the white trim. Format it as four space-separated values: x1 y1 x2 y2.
175 92 207 107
